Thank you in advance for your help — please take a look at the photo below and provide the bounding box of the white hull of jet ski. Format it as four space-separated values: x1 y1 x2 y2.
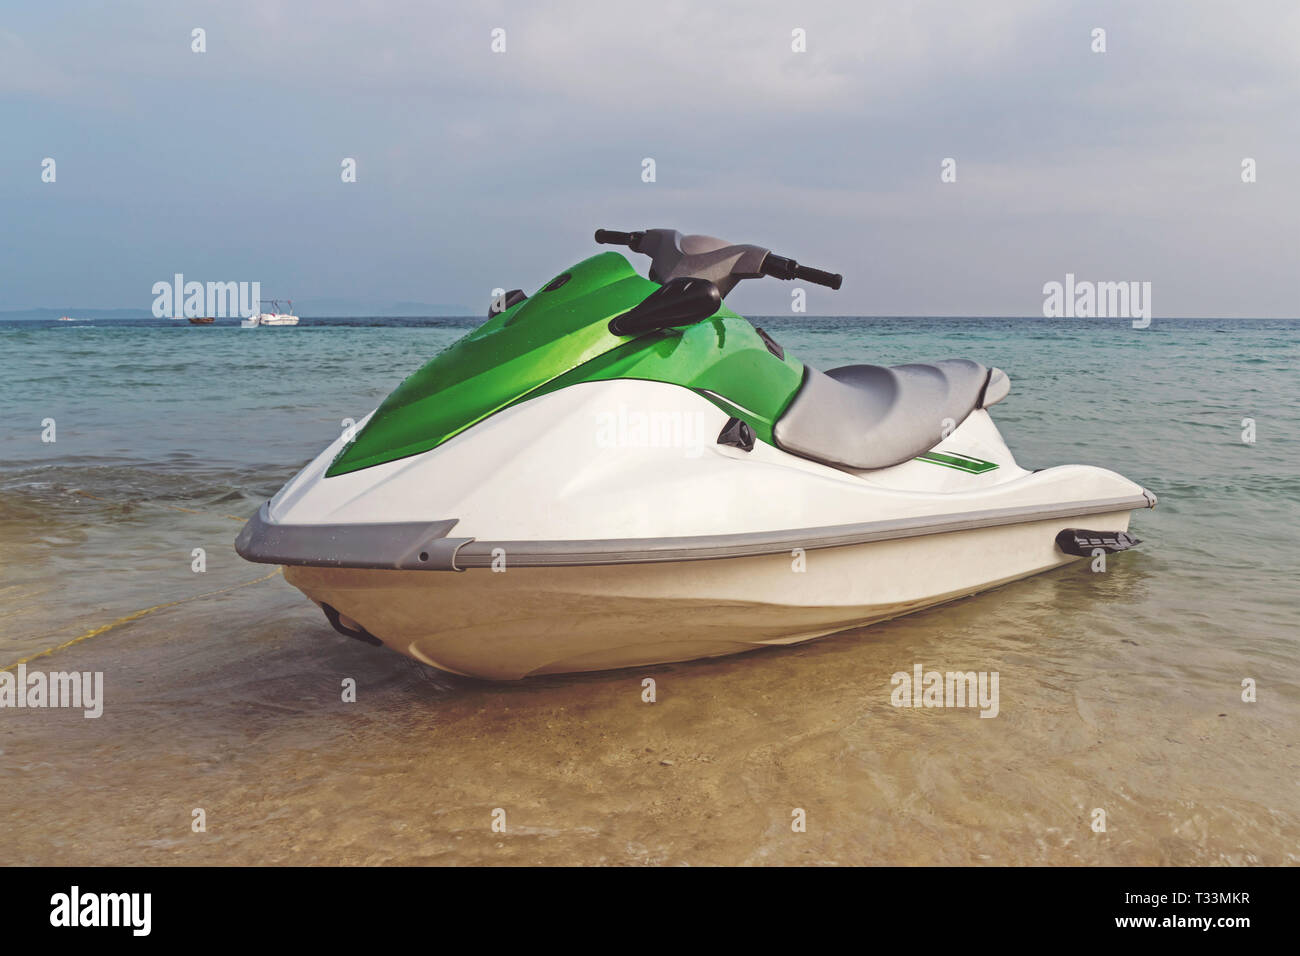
243 379 1155 679
284 511 1133 679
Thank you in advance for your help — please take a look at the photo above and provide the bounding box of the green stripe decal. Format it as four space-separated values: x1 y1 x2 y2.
915 451 1000 474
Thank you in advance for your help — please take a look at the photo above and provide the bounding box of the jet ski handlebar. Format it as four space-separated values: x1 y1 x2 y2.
757 253 843 291
594 228 646 248
595 227 842 294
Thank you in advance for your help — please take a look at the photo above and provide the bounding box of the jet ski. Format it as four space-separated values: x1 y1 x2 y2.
236 228 1156 679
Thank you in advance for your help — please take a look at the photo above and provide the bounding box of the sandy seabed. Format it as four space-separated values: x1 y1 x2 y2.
3 563 1296 867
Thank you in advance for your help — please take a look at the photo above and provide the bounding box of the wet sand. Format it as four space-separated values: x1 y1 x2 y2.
3 557 1296 866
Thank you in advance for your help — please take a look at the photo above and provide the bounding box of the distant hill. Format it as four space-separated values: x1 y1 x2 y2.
2 308 156 321
285 299 476 317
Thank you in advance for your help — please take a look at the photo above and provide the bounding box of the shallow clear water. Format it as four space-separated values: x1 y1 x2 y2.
1 315 1296 864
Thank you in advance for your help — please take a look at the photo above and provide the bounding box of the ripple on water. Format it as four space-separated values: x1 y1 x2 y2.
1 316 1297 864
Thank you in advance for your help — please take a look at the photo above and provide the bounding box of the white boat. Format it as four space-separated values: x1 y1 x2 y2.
237 228 1156 680
251 299 299 326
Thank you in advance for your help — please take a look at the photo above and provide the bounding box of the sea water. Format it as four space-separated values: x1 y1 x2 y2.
0 315 1296 864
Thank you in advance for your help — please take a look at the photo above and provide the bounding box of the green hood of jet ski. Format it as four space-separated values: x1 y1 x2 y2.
326 251 805 476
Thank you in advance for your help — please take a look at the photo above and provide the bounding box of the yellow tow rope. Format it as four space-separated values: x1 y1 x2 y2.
1 493 279 672
1 568 281 673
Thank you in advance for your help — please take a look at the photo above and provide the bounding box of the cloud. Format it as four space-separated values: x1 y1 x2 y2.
2 0 1298 315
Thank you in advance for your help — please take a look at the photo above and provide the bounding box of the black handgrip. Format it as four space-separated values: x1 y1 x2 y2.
760 253 798 280
595 229 645 248
761 253 843 290
794 264 843 290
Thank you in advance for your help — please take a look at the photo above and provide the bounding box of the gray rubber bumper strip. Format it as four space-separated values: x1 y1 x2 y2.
236 491 1156 572
235 503 469 570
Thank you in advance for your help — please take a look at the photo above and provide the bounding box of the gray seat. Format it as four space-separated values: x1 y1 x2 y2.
773 359 1010 470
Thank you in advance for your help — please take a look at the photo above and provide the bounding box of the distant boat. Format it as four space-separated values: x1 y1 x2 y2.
58 316 75 322
187 316 215 325
241 316 259 329
251 298 299 326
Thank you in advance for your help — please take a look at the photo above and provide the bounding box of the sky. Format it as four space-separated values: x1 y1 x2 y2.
2 0 1298 317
